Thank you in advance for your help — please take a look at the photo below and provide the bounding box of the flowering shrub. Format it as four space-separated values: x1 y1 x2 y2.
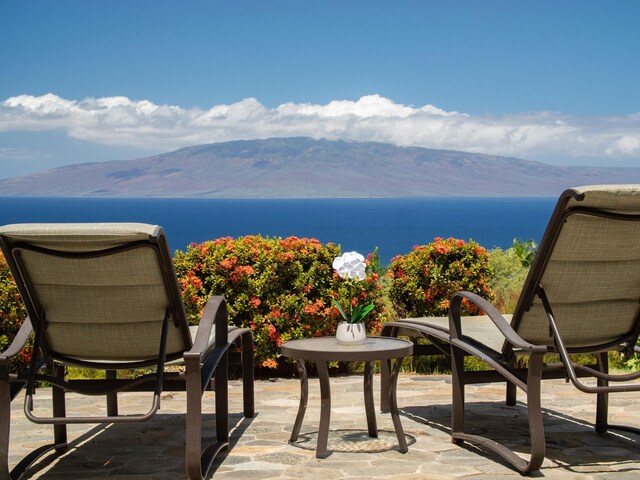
173 236 389 369
387 237 495 318
0 252 30 372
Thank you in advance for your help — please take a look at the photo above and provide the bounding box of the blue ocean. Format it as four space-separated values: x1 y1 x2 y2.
0 197 556 265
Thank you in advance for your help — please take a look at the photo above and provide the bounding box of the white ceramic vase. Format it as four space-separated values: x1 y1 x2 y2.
335 322 367 345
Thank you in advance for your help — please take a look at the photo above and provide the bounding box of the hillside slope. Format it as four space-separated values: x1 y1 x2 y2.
1 137 637 197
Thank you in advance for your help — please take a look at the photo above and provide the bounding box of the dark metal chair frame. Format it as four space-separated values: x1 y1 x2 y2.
381 187 640 475
0 225 254 480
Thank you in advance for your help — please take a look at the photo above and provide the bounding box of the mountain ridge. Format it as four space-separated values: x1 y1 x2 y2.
1 137 638 197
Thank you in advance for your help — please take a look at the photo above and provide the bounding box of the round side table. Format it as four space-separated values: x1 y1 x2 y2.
280 336 413 458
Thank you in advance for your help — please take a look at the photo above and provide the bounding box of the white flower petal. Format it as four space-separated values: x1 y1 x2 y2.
333 251 367 280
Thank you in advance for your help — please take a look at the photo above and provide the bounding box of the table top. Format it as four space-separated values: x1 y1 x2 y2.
281 336 413 362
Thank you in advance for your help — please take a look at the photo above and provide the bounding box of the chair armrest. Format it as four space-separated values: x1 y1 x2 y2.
185 296 229 360
0 317 33 361
449 291 547 354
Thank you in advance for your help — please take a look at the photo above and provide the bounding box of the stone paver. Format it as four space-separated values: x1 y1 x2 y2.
8 375 640 478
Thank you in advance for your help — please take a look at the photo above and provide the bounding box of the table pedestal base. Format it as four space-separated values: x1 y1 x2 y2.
289 358 407 458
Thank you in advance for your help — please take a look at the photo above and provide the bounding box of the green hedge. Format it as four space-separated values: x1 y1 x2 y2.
488 245 529 313
173 236 389 368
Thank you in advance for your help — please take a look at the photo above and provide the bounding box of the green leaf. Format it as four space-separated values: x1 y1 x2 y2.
350 303 375 323
332 299 348 322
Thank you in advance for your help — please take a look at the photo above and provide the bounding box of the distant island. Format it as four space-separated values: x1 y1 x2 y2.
1 137 638 197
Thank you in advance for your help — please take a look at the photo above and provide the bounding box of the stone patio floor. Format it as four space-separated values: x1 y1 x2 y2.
9 374 640 479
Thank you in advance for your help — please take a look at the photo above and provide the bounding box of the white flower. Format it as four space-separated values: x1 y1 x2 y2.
333 251 366 281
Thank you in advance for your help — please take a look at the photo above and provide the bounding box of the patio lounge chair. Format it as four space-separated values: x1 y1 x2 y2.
0 223 254 480
381 185 640 474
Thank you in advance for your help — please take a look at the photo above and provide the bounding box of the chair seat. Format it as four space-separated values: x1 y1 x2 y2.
189 325 216 346
392 315 513 353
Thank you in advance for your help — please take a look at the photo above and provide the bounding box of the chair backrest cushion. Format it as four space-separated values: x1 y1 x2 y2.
0 223 190 363
515 185 640 349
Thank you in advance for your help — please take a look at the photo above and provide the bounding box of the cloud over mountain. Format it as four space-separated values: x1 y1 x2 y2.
1 93 639 165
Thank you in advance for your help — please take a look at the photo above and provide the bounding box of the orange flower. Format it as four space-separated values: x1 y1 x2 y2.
434 243 451 254
219 258 235 269
261 358 278 369
280 252 295 262
267 324 278 340
249 297 261 309
236 265 255 275
303 303 319 315
188 272 202 289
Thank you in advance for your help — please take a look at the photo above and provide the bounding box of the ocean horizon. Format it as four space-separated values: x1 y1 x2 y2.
0 196 556 265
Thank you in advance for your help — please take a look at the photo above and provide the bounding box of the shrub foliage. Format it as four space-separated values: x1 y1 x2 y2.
386 237 495 318
0 252 30 371
173 236 389 368
488 246 530 313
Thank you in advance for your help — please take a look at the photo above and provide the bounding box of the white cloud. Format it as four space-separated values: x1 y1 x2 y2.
278 94 421 118
0 147 46 160
1 93 639 164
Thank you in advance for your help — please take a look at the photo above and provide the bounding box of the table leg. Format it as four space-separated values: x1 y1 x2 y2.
363 361 378 437
316 361 331 458
388 357 408 453
379 356 390 413
289 359 308 442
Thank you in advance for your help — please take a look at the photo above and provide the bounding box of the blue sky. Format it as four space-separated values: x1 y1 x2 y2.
1 0 639 179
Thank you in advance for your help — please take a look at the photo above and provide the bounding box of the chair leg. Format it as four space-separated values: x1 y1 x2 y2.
215 353 229 445
451 347 546 475
106 370 119 417
241 331 254 418
450 343 466 445
184 357 203 480
0 368 11 480
595 352 609 433
2 373 59 480
505 354 519 406
185 351 229 480
52 364 68 452
506 380 517 406
524 353 546 473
